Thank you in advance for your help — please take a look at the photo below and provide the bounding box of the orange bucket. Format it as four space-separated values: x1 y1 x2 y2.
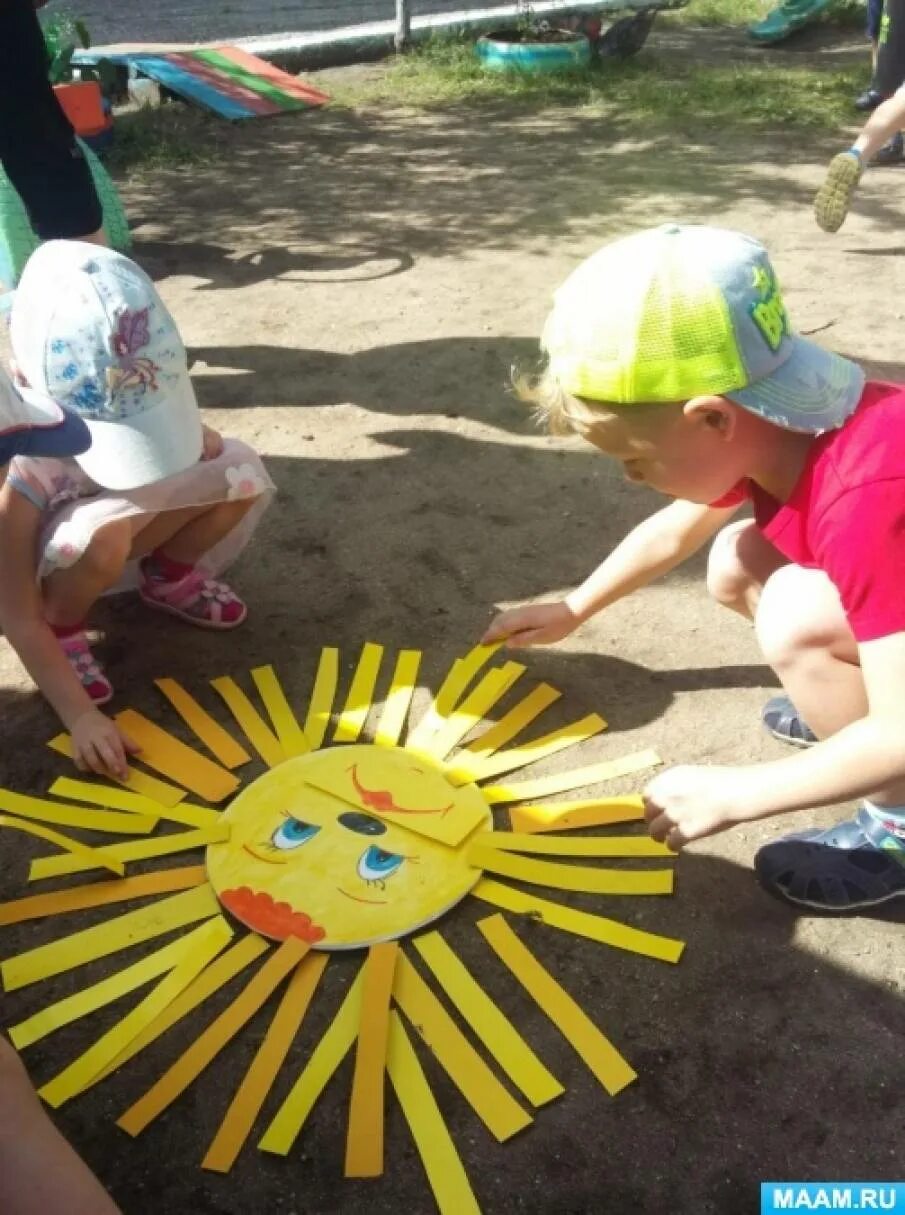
53 81 107 137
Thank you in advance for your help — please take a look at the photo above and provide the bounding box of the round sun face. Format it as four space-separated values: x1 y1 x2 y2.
205 744 491 949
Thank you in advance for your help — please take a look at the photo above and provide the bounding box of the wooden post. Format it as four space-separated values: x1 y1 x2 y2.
395 0 411 52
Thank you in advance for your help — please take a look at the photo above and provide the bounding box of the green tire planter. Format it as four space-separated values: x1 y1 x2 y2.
476 29 591 73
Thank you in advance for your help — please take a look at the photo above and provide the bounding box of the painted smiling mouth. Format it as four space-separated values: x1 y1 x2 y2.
337 887 388 905
349 765 453 817
243 843 288 865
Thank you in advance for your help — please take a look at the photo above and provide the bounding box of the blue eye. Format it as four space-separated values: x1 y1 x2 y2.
271 818 319 851
357 846 404 882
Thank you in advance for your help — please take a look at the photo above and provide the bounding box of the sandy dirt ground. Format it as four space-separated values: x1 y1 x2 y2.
1 21 904 1215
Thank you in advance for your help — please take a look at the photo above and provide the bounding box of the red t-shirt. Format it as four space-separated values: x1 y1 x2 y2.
714 381 905 642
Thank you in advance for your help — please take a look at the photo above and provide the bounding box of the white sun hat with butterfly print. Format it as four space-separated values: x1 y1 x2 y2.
10 241 203 491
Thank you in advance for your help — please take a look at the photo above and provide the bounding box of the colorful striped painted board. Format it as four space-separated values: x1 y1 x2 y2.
83 46 329 120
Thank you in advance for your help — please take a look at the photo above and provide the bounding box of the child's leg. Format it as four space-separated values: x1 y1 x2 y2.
0 1037 120 1215
749 567 905 910
706 518 788 620
43 518 133 628
129 497 256 563
814 84 905 232
133 499 258 630
754 564 871 743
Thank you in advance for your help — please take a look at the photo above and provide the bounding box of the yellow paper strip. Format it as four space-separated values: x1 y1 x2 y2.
479 831 672 858
0 789 157 835
467 844 674 896
482 749 662 804
39 918 233 1108
47 779 220 830
155 678 251 769
464 683 562 759
251 665 311 759
405 643 501 750
386 1012 481 1215
478 915 637 1096
413 931 563 1107
115 709 239 804
0 884 221 992
393 953 531 1142
0 865 206 927
202 952 329 1174
29 825 229 882
259 969 365 1156
303 646 339 749
11 919 230 1050
345 941 397 1178
96 934 270 1081
0 814 124 878
374 649 421 749
211 676 287 769
48 734 187 806
333 641 384 744
117 936 309 1137
510 797 645 835
472 879 685 964
449 712 608 786
412 662 525 763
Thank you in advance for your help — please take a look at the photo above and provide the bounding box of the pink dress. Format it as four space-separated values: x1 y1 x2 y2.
8 437 274 591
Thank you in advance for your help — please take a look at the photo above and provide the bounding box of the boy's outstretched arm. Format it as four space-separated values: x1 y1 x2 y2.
644 631 905 849
484 499 739 647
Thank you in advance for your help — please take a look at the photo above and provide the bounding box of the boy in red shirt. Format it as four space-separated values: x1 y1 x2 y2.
484 223 905 912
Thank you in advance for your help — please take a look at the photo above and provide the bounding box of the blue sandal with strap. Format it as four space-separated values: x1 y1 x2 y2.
755 806 905 911
762 695 817 748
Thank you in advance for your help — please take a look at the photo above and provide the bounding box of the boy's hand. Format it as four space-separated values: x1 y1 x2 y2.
482 601 580 648
643 765 749 850
70 710 140 781
201 425 224 461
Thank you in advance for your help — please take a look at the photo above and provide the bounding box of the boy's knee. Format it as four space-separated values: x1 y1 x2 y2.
755 566 838 667
706 521 760 608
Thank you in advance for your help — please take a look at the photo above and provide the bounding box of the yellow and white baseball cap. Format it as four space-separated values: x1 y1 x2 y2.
542 224 864 433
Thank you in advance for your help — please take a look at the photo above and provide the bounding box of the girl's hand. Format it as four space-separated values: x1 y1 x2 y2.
482 601 580 648
201 425 224 461
643 765 749 850
70 710 140 781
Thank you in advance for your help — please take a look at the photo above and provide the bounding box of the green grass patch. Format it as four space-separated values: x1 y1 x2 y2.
671 0 863 26
327 35 861 132
105 101 228 175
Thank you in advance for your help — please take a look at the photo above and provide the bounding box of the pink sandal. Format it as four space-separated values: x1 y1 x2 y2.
59 630 114 705
139 562 247 630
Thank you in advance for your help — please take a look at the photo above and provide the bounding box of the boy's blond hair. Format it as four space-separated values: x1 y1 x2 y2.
513 365 680 437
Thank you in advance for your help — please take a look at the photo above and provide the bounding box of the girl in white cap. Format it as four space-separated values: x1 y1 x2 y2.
0 240 274 780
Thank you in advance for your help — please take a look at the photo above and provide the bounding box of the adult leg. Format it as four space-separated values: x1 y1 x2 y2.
0 0 104 244
0 1037 121 1215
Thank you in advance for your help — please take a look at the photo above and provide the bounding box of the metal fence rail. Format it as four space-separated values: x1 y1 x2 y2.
74 1 545 48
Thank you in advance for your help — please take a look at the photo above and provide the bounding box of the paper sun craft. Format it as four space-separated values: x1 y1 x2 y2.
0 641 685 1212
